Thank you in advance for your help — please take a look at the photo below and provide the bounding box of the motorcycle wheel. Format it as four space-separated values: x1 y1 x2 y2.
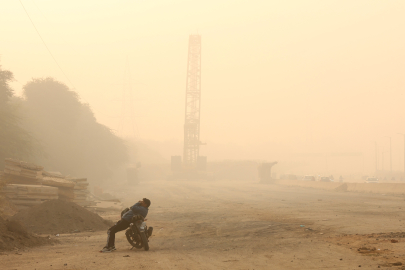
140 232 149 251
125 229 143 249
147 226 153 237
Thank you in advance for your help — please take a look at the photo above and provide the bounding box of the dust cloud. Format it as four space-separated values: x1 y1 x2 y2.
1 2 405 268
2 1 404 179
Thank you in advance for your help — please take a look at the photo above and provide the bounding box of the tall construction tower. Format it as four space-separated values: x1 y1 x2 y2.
183 35 202 169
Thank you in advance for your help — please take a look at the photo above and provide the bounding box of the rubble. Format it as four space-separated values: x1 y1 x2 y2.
0 184 58 210
67 178 95 207
1 159 96 210
3 158 43 185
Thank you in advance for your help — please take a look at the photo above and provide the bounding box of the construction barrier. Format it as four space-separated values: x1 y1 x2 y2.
274 179 405 195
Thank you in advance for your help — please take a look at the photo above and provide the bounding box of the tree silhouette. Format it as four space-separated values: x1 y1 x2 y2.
23 77 128 182
0 65 34 166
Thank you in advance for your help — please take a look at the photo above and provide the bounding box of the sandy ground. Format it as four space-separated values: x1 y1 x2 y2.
3 180 405 270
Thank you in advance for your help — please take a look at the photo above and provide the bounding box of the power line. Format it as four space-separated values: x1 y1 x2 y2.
18 0 76 89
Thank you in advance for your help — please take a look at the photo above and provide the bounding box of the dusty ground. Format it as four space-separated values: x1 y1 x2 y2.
3 180 405 270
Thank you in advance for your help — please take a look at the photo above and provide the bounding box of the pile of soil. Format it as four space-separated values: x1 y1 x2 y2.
0 195 18 218
335 183 348 192
0 216 54 250
11 199 112 234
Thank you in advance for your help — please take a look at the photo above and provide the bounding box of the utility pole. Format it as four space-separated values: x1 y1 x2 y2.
389 137 392 174
375 141 378 176
382 149 384 172
398 134 405 177
384 136 392 174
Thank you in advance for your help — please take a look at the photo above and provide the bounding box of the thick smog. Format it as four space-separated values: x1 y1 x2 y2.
1 1 405 269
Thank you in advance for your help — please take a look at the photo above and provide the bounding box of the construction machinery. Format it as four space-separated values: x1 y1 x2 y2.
169 35 207 180
258 162 278 183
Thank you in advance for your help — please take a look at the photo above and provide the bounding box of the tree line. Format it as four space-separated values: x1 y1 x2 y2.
0 64 128 183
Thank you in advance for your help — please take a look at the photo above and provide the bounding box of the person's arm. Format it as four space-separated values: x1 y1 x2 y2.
130 202 142 212
121 207 130 218
130 203 147 217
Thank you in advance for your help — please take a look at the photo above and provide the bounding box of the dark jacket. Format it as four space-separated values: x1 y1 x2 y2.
122 202 148 222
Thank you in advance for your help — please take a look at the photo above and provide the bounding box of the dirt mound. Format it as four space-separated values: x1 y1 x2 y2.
11 199 112 234
335 183 348 192
0 195 18 219
0 216 55 250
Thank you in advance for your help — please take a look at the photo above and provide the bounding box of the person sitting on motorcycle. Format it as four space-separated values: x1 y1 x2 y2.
101 198 151 252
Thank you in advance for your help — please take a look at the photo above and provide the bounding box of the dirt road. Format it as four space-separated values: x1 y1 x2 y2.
3 181 405 270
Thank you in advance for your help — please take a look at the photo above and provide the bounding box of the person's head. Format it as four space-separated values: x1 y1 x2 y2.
141 198 151 208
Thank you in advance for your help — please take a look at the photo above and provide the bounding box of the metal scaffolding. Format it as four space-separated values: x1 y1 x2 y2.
183 35 202 168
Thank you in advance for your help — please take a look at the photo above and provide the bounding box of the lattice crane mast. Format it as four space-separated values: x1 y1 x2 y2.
183 35 203 169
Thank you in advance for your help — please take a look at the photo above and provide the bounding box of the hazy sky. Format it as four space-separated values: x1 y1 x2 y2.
2 1 405 173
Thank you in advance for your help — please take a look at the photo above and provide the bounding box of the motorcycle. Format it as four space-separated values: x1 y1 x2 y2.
121 208 153 251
